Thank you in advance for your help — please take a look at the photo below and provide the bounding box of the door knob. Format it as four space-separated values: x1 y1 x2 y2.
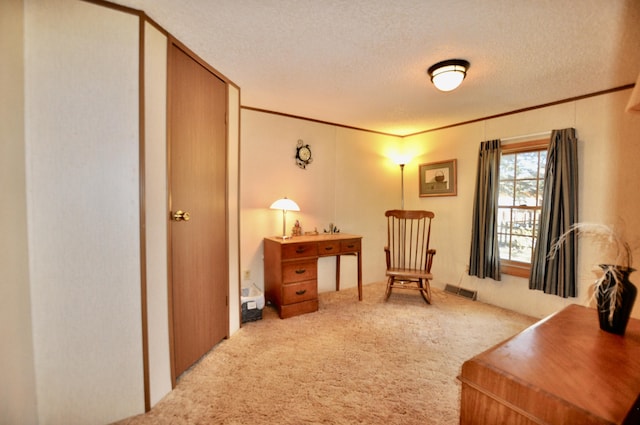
172 210 191 222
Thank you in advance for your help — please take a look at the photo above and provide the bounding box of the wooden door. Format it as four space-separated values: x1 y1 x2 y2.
168 42 228 381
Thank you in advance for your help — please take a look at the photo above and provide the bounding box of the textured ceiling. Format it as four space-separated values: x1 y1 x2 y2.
113 0 640 136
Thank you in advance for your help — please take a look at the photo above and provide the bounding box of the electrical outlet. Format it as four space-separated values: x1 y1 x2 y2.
465 264 470 272
243 270 251 280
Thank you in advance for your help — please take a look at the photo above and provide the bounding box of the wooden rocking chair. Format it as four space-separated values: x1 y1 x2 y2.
384 209 436 304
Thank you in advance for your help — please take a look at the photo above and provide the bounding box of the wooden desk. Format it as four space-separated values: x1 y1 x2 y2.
263 234 362 319
459 304 640 425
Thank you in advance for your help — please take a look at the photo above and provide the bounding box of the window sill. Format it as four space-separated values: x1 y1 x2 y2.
501 260 531 278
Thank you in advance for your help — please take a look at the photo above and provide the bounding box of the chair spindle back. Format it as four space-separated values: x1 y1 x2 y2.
385 210 435 272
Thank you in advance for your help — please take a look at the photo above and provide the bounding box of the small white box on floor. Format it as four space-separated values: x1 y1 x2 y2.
241 284 264 323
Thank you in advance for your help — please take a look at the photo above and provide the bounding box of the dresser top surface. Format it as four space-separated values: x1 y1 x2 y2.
264 233 362 244
463 304 640 422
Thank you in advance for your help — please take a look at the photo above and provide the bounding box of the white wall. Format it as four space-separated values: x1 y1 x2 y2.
144 21 172 407
25 1 144 422
404 89 640 320
18 3 242 422
2 0 285 422
241 89 640 321
0 0 39 423
240 110 400 295
333 127 404 289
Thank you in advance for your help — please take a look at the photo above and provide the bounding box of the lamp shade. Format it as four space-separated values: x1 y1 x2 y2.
428 59 470 92
390 154 411 166
270 197 300 211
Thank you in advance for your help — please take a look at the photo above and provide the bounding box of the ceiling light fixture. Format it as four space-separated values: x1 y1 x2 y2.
428 59 470 92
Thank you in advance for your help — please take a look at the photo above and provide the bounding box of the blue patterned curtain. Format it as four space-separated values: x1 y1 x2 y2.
469 140 501 280
529 128 579 297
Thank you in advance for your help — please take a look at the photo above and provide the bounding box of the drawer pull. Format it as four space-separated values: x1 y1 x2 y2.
295 247 306 254
295 269 306 274
295 289 307 295
347 244 355 248
324 246 334 251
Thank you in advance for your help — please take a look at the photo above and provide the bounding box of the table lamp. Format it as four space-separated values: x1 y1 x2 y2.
270 197 300 239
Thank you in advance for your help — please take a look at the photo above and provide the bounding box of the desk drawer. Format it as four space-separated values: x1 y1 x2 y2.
282 243 318 259
318 241 340 256
282 281 317 304
282 260 317 283
280 299 318 318
340 239 361 253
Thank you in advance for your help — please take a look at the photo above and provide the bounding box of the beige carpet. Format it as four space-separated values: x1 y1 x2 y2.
116 281 536 425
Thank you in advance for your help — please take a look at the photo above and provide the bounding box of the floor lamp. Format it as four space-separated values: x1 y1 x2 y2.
270 197 300 239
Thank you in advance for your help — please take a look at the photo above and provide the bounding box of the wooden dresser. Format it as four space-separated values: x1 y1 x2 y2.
459 304 640 425
263 234 362 319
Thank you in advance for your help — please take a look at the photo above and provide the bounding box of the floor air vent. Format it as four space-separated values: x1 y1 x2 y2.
444 284 477 301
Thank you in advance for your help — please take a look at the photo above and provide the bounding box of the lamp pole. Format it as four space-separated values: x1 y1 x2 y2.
400 163 405 209
281 209 288 239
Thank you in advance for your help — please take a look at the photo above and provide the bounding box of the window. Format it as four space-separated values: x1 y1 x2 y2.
497 140 548 277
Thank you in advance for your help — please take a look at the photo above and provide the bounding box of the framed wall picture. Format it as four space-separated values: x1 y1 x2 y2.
419 159 457 197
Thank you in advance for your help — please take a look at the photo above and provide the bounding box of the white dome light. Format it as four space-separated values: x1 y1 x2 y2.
428 59 470 92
